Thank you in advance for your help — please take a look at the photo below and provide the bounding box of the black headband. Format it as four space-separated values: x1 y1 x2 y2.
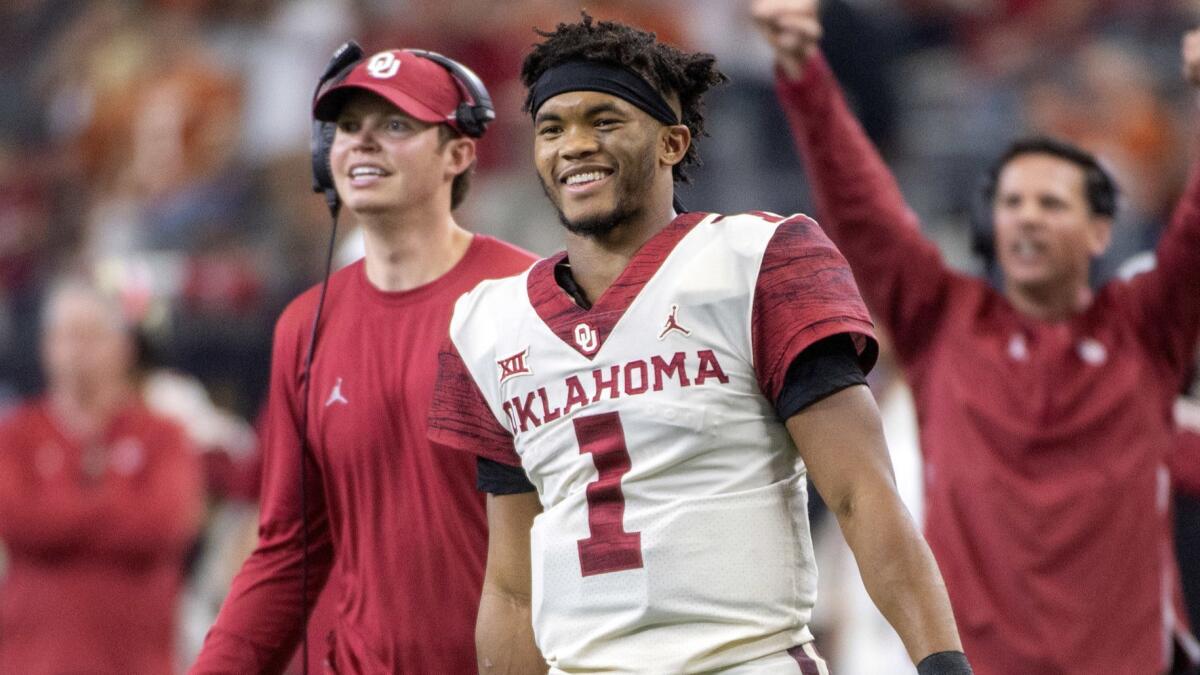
530 61 678 125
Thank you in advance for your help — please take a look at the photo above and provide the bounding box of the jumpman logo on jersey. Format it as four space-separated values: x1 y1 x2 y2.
326 377 349 407
657 304 692 340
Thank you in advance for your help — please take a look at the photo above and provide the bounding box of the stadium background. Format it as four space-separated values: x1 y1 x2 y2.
0 0 1197 672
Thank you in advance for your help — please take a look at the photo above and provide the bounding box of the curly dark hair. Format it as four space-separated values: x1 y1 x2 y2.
521 13 727 183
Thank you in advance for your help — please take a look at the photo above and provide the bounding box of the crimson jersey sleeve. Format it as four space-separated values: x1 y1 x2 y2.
777 54 958 368
191 300 334 675
752 214 877 404
428 338 520 467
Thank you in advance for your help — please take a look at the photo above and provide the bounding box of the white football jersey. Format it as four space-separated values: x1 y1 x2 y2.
430 211 875 673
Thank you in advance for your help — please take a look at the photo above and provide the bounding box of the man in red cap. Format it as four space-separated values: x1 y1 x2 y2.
190 48 534 674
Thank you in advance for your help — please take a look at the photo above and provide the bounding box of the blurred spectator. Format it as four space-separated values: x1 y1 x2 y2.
0 276 204 675
65 14 252 266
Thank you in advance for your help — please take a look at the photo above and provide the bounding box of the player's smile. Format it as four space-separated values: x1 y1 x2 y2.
348 162 392 188
558 165 615 196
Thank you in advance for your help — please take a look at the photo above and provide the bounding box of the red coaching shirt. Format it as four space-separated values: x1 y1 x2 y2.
192 235 534 674
779 55 1200 674
0 400 204 675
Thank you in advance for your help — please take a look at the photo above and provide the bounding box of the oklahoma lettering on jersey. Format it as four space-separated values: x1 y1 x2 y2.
501 349 729 434
429 211 875 673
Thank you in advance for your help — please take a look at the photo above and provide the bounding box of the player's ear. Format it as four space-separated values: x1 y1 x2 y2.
659 124 691 169
443 136 476 181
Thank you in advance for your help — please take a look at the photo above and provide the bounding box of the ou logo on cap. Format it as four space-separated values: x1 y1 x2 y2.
367 52 401 79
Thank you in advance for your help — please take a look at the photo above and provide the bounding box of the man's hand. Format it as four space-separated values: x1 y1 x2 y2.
751 0 822 79
1184 28 1200 87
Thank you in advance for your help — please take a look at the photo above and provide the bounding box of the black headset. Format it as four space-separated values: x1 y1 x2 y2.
309 41 496 216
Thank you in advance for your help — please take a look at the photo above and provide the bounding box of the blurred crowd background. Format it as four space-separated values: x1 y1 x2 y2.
1 0 1199 672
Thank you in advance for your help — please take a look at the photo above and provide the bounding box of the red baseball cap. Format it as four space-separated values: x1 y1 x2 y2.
313 49 463 131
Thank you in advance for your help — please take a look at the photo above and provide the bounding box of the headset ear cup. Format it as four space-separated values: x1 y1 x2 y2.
310 120 336 195
456 103 478 137
311 40 364 215
456 102 495 138
408 49 495 138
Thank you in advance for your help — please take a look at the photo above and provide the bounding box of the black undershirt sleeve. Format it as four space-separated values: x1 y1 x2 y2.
774 333 868 421
477 456 536 494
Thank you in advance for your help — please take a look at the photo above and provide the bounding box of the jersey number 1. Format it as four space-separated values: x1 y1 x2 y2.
574 412 644 576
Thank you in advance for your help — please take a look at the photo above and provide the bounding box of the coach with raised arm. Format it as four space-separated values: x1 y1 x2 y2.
758 1 1200 672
